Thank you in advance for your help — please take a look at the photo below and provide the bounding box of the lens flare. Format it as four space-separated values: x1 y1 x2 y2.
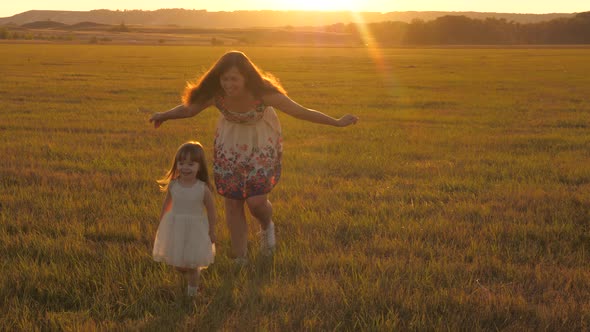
350 12 397 96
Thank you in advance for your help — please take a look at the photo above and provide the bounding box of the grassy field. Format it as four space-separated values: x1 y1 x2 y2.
1 44 590 330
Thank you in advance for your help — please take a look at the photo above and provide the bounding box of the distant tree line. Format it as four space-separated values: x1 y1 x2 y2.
2 11 589 46
0 28 75 41
327 12 590 45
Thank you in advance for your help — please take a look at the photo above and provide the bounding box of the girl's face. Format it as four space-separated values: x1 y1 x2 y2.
177 155 200 183
220 66 246 97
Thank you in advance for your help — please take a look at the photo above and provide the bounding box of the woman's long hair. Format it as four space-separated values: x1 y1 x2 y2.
157 141 212 192
182 50 286 105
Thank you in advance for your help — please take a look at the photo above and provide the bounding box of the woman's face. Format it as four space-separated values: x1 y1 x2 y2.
220 66 246 97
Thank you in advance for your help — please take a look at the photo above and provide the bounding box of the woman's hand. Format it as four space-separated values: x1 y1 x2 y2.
336 114 359 127
209 230 217 244
149 112 166 129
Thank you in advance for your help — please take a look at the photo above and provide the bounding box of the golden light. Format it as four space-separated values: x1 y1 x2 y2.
274 0 397 94
351 12 383 69
282 0 361 11
350 12 398 96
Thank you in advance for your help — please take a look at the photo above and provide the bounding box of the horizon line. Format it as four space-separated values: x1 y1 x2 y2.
3 8 583 17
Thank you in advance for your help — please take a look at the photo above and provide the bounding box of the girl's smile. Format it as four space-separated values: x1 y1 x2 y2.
177 156 200 184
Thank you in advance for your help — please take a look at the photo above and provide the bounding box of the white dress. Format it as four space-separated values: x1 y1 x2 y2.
153 180 215 269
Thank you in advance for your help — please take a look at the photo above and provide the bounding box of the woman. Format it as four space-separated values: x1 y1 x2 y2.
149 50 358 264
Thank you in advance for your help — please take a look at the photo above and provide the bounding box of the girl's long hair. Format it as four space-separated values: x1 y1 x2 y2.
157 141 212 192
182 50 286 105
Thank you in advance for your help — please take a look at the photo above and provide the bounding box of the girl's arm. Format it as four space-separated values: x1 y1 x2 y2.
148 99 213 129
263 93 358 127
158 190 172 221
203 186 217 243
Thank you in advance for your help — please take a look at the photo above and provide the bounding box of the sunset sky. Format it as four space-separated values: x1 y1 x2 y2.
1 0 588 18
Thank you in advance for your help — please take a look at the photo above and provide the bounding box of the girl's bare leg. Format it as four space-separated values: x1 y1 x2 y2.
175 267 188 290
186 268 200 296
187 269 199 287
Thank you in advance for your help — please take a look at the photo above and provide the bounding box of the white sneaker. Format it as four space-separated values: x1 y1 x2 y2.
187 286 198 297
259 222 276 256
234 256 248 266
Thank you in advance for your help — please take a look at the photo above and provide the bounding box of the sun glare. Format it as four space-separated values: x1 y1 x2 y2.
283 0 360 11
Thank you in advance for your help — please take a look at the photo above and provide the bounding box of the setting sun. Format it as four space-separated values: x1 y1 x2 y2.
262 0 362 11
251 0 366 11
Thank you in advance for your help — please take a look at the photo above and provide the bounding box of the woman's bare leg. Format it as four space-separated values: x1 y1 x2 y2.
246 195 272 229
225 198 248 258
246 195 275 254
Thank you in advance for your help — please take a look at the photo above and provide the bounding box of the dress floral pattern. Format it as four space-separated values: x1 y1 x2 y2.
213 95 282 199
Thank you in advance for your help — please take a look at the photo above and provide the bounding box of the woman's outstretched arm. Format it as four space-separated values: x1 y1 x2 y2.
263 93 358 127
147 99 213 128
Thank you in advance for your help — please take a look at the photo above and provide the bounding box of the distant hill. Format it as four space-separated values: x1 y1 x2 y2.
20 20 67 29
0 9 578 28
22 21 67 29
66 21 110 30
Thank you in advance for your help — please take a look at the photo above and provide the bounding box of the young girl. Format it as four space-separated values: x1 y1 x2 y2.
153 141 217 297
148 50 358 265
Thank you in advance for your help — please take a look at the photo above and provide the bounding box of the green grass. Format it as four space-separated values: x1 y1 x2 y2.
1 44 590 330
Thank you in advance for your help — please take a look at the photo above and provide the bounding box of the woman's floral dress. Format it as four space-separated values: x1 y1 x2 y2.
213 95 283 199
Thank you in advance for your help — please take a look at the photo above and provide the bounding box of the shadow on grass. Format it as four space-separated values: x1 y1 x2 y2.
197 254 276 330
139 253 277 331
